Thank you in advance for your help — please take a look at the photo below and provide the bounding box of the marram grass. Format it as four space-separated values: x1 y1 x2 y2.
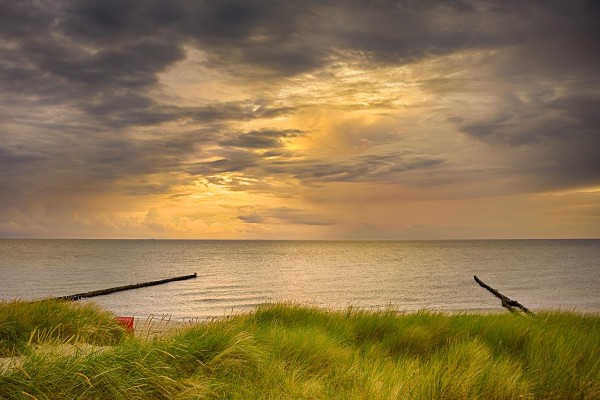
1 301 599 399
0 299 125 357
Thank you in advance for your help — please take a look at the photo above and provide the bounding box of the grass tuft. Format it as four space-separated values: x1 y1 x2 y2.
0 299 125 357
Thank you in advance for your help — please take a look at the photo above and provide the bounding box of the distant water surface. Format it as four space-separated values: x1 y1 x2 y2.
1 240 599 319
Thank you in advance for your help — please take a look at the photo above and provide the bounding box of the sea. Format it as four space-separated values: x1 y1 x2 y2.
1 240 599 320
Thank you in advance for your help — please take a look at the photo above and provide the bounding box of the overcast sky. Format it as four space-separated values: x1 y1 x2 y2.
1 0 599 239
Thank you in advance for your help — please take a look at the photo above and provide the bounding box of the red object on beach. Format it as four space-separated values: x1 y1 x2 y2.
115 316 134 332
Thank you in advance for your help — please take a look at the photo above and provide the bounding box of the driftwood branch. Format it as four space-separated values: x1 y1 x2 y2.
474 275 533 314
55 273 197 301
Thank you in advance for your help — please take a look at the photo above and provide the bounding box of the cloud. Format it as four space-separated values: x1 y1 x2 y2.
274 153 445 185
238 207 337 226
459 92 600 190
1 0 598 238
0 146 49 168
3 0 597 125
188 102 294 123
462 95 599 146
183 146 446 192
219 128 304 149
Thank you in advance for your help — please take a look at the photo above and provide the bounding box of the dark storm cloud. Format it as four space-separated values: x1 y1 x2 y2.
57 0 321 77
185 149 445 192
1 2 183 92
288 153 445 184
460 93 600 189
462 95 600 146
3 0 598 122
1 1 181 131
0 0 55 39
0 147 48 167
25 38 183 89
1 0 598 199
0 127 212 200
75 96 294 129
219 129 304 149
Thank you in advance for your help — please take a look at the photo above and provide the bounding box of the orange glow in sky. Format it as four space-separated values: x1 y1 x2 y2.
0 1 598 239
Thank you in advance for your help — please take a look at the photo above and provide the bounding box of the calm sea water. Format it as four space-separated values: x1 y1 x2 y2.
1 240 599 320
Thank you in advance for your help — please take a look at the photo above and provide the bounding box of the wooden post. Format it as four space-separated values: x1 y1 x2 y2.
474 275 533 314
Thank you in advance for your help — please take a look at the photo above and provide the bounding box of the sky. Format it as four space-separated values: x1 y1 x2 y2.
0 0 599 239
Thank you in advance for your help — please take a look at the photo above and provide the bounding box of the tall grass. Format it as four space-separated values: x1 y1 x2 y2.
0 300 125 356
1 300 599 399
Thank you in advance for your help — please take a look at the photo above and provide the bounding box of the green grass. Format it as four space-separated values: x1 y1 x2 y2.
1 301 599 399
0 300 125 357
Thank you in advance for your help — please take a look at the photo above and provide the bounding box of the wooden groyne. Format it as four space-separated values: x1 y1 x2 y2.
56 273 197 301
474 275 533 314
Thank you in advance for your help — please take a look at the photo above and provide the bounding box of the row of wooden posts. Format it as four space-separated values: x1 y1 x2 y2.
53 272 532 315
55 273 197 301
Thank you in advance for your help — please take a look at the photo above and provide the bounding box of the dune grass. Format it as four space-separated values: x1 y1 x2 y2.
0 300 599 399
0 300 125 357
